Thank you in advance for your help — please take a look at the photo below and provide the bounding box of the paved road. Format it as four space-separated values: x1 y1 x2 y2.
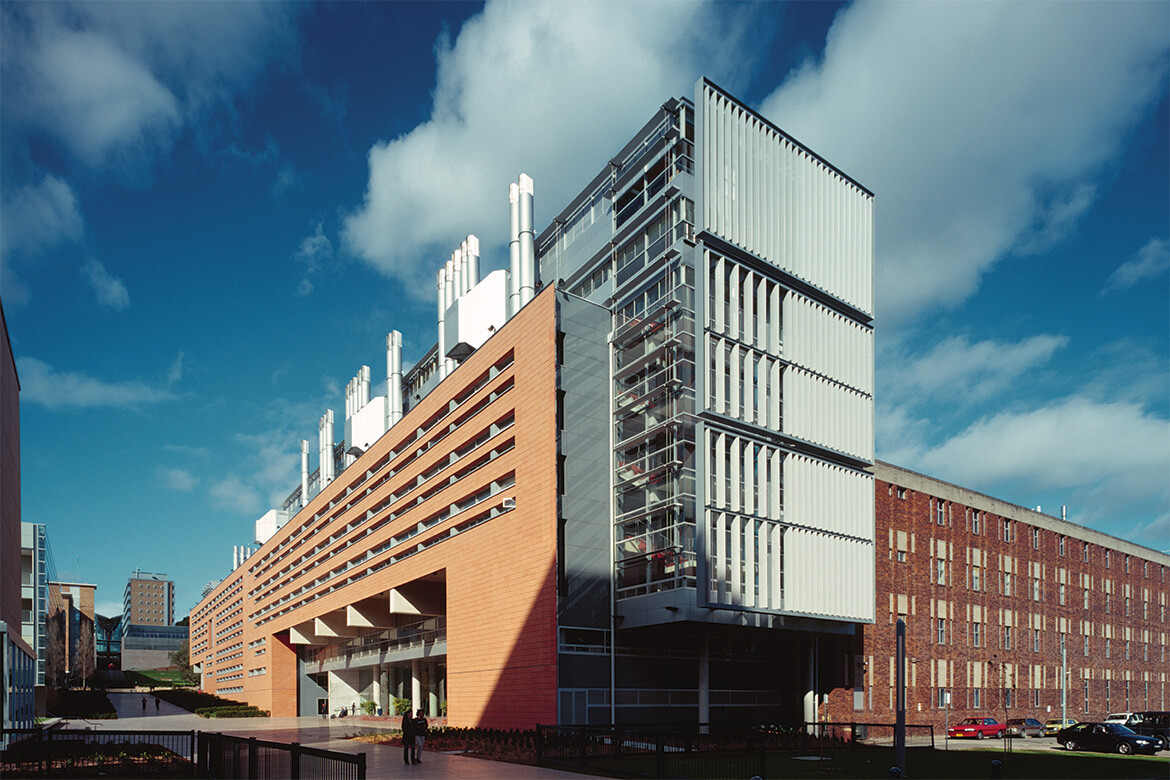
63 692 584 779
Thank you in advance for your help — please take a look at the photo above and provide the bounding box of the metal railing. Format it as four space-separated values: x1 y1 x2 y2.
200 732 365 780
536 724 765 779
1 729 366 780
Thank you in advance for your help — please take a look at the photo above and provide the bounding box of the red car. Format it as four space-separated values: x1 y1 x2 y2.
948 717 1005 739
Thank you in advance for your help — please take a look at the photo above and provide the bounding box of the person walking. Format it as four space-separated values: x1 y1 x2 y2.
155 697 160 713
413 709 429 764
141 696 146 713
401 709 417 765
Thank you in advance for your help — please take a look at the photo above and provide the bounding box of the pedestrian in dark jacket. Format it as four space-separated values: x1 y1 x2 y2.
401 710 417 764
413 709 428 764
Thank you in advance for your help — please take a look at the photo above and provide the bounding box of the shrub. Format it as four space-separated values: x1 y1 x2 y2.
46 689 117 719
195 705 270 718
154 688 253 713
393 697 412 715
361 700 377 715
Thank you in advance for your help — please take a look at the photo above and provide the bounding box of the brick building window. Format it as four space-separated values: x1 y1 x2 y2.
1033 578 1041 601
1125 555 1130 573
1003 688 1014 708
1084 635 1089 656
1105 550 1110 568
1105 680 1111 711
1002 519 1012 542
1032 528 1040 549
896 487 906 499
972 567 981 591
1106 638 1111 658
935 499 946 525
1002 572 1012 597
1105 593 1111 613
1083 681 1089 712
938 618 946 644
1125 596 1130 616
1125 640 1130 660
1084 589 1089 610
1060 584 1066 605
1003 625 1012 650
1033 688 1041 707
971 511 980 535
936 558 946 585
1083 543 1089 562
973 622 982 648
1059 535 1065 556
1032 629 1041 652
973 688 981 708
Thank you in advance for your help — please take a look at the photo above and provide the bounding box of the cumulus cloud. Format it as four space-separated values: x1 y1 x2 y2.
0 175 84 261
1 1 299 172
209 475 262 515
294 222 334 296
342 0 761 297
157 466 198 492
166 352 185 384
1102 237 1170 295
80 257 130 310
758 1 1169 326
882 334 1068 406
17 357 177 410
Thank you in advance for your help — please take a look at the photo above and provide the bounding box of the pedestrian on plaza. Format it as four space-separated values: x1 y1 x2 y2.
141 696 146 713
401 709 417 765
413 709 428 764
155 697 160 713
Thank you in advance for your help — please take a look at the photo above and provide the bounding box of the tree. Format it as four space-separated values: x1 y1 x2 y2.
74 616 96 689
169 640 198 685
44 611 67 690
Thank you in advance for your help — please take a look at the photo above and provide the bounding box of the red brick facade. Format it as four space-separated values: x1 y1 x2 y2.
825 462 1169 732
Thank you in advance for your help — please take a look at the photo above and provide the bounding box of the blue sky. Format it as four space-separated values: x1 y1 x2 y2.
2 1 1166 620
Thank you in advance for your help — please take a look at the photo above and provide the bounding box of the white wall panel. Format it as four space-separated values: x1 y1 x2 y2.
785 454 874 541
784 528 874 620
701 84 874 317
784 292 874 394
784 366 874 461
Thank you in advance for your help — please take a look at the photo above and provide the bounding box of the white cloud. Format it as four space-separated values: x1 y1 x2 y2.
157 466 198 492
294 222 334 296
342 0 761 297
79 257 130 310
1102 237 1170 295
882 334 1068 406
897 397 1169 533
167 352 185 384
209 475 262 515
758 2 1169 326
0 175 84 261
17 357 176 410
1 2 299 172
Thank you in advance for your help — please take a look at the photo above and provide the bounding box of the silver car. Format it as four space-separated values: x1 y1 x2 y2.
1006 717 1045 738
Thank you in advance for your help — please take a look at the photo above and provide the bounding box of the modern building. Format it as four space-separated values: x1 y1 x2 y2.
45 581 96 688
95 613 123 672
1 299 36 741
124 571 175 627
821 462 1169 732
19 522 53 688
121 624 189 672
191 78 876 727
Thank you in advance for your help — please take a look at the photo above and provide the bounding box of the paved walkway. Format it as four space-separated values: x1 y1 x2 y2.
66 692 584 779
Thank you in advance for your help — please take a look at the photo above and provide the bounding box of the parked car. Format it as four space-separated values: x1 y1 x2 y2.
1125 712 1169 750
947 717 1005 739
1104 711 1136 725
1057 722 1162 755
1005 717 1044 738
1043 718 1075 736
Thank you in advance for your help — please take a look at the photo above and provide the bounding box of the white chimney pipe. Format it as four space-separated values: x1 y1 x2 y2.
509 182 521 316
518 173 536 305
319 410 335 487
437 267 448 381
233 546 240 570
301 439 310 506
466 235 480 289
386 331 403 428
360 365 370 408
452 249 465 300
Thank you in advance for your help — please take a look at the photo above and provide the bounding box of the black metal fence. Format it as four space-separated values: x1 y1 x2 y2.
199 732 365 780
537 724 766 779
0 729 365 779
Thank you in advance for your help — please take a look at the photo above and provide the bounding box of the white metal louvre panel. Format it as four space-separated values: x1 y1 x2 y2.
783 526 875 620
783 367 874 461
783 292 874 395
701 84 874 318
784 453 874 541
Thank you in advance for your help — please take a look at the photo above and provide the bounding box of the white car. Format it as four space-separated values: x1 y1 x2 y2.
1104 712 1136 725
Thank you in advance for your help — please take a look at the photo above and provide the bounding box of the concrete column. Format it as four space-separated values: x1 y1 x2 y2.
698 635 710 733
427 663 440 717
803 638 817 734
438 665 446 716
378 666 389 716
411 659 422 714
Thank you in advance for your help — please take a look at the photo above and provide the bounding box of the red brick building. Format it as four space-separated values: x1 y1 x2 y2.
824 462 1169 732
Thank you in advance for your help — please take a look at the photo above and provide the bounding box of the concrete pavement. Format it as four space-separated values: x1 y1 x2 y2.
68 692 585 779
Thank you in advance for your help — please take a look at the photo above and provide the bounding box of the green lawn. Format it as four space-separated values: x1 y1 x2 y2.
124 670 196 688
571 746 1168 780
